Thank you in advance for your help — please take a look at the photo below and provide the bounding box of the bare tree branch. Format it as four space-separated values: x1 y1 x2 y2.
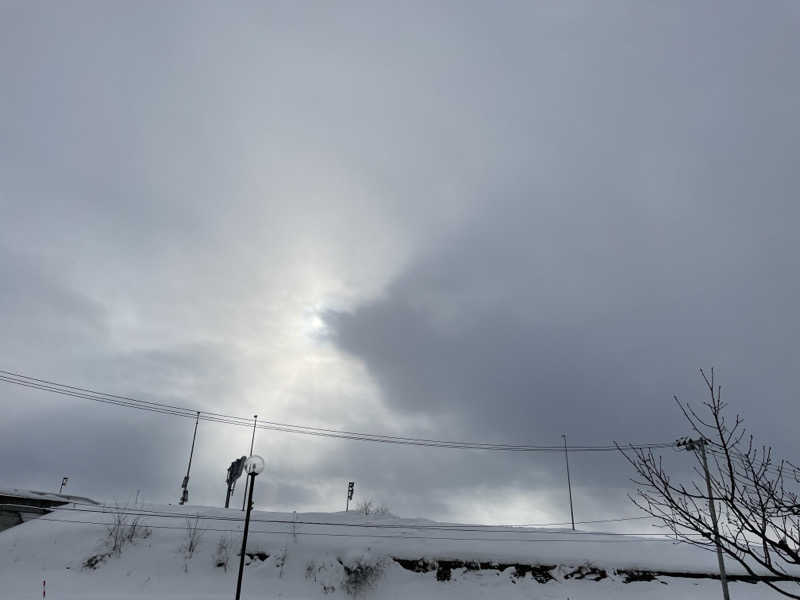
619 371 800 598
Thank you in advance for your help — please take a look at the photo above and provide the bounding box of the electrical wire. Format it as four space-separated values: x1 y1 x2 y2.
0 369 676 452
8 504 706 537
36 516 691 543
517 515 656 527
6 503 658 529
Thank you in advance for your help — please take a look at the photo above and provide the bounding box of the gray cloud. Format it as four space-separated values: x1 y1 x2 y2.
0 247 108 347
1 0 798 525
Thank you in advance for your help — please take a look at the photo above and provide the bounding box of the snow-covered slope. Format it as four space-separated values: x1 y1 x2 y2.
0 502 789 599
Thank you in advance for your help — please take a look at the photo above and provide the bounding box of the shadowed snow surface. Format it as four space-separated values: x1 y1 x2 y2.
0 502 794 599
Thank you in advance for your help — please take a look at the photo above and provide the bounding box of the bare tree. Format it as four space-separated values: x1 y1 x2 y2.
181 515 203 560
356 499 374 516
105 503 151 556
619 369 800 598
214 535 232 572
355 498 391 516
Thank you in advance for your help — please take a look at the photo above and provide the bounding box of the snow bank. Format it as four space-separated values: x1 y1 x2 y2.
0 502 792 599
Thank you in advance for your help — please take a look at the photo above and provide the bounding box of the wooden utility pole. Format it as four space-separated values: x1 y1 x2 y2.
678 437 730 600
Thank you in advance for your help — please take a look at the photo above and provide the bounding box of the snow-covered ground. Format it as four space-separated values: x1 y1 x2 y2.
0 501 789 599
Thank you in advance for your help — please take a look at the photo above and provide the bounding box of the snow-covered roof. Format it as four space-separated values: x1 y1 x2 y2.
0 488 99 505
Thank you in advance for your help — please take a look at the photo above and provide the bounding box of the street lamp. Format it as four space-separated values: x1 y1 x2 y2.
234 455 265 600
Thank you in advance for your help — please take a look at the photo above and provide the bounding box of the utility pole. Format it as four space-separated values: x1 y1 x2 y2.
58 476 69 495
180 411 200 505
234 455 264 600
241 415 258 511
562 434 575 530
677 437 730 600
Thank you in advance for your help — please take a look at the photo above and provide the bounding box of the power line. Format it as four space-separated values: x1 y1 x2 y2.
36 516 692 543
15 503 653 529
1 500 661 529
0 369 675 452
518 515 657 527
16 504 705 537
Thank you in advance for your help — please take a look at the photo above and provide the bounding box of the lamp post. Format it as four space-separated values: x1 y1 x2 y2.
234 455 265 600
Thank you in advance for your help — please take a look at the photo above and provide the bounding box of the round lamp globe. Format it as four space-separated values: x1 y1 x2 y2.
245 455 265 475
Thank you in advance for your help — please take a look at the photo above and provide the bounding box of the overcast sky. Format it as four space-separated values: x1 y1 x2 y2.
1 0 798 527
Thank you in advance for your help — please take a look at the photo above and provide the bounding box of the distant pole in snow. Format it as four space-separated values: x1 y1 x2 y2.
58 476 68 495
241 415 258 511
180 411 201 505
42 579 45 599
562 434 575 531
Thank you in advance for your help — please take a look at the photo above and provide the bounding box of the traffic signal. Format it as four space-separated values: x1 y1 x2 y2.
227 456 247 486
347 481 355 500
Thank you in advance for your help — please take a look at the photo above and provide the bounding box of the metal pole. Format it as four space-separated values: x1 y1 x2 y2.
562 434 575 530
241 415 258 511
180 411 200 505
234 471 256 600
699 440 731 600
